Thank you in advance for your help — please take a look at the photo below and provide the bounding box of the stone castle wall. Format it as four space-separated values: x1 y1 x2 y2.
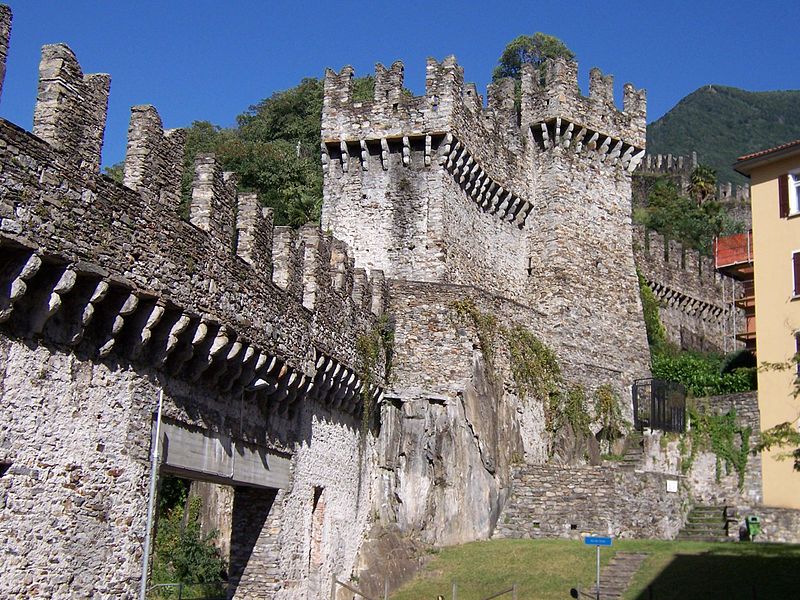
633 225 743 353
634 152 752 229
321 55 658 590
0 8 388 598
493 463 690 541
642 392 762 507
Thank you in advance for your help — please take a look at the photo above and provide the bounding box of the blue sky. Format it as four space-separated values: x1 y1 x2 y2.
1 1 797 167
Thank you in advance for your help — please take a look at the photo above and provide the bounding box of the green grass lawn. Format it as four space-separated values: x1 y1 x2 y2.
392 538 800 600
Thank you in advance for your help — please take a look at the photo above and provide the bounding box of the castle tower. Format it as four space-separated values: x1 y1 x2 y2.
321 56 651 394
519 60 650 390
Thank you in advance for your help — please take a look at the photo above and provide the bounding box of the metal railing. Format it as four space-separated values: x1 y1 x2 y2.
330 578 387 600
632 378 686 433
482 584 517 599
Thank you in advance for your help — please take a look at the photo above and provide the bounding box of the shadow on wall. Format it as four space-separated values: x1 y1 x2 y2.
228 487 279 598
631 547 800 599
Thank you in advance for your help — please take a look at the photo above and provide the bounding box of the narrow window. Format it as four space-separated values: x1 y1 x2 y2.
309 486 325 568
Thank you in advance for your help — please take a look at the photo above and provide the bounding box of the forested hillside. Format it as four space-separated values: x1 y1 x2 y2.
647 86 800 186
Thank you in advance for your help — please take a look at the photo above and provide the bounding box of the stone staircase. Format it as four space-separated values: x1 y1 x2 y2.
676 505 730 542
618 431 644 470
586 552 649 599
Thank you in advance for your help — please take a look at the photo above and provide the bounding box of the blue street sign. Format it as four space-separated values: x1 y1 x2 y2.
584 536 613 546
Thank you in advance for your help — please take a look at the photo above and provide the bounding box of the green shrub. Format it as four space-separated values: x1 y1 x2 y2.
651 351 756 397
151 480 226 598
637 269 670 354
594 384 629 452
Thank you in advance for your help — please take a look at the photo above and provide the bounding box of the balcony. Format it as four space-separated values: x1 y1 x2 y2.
714 232 753 279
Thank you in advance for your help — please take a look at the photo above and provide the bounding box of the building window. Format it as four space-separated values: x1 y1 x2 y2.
792 173 800 215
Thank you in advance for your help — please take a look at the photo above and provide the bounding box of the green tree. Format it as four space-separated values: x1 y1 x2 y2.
633 176 743 255
492 33 575 82
103 161 124 184
689 164 717 205
179 76 376 228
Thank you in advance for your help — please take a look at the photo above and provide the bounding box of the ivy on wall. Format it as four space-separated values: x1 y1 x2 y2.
637 269 668 353
355 315 394 436
682 406 751 488
451 298 600 455
594 384 629 453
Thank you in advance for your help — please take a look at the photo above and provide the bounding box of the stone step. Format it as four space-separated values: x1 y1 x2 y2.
687 515 726 522
679 524 723 530
677 505 729 541
587 552 649 600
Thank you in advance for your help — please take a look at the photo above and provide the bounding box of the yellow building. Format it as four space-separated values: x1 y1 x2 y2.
736 140 800 509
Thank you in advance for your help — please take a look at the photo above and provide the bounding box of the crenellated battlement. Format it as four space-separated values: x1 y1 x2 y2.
632 224 742 353
639 152 698 177
322 55 647 158
634 225 722 290
521 58 647 151
31 43 110 174
124 105 186 207
635 151 751 223
717 180 750 203
0 25 387 413
322 57 459 142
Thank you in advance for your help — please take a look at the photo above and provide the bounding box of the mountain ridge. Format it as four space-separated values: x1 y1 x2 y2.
646 85 800 185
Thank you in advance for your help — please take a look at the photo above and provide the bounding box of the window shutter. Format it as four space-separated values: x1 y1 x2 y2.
795 333 800 377
779 174 790 218
794 252 800 296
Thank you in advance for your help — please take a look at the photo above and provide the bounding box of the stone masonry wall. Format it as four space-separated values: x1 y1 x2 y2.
493 463 689 541
322 54 652 405
641 392 762 507
321 141 447 281
633 225 743 353
0 340 152 598
527 142 651 399
494 392 763 544
726 507 800 544
370 277 651 556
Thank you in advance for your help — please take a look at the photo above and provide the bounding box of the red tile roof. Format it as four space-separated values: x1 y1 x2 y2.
737 139 800 162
